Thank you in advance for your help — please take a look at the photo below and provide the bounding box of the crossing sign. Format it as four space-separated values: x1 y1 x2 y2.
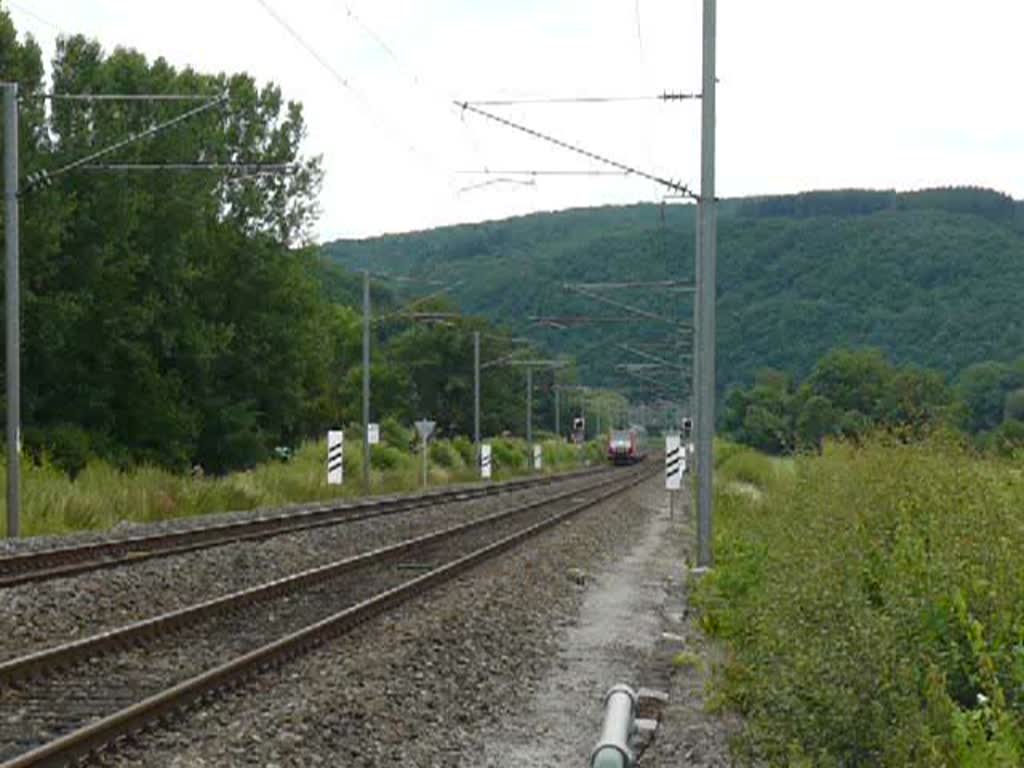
665 433 683 490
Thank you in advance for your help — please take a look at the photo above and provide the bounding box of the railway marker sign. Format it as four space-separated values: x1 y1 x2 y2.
367 423 380 445
414 420 435 442
327 430 344 485
415 420 436 487
665 433 683 490
533 444 542 470
480 443 492 479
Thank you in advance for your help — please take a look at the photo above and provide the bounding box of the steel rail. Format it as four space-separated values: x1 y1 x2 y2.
0 468 633 685
0 463 654 767
0 465 608 588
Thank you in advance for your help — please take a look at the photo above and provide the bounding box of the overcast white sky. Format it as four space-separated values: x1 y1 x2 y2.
8 1 1024 241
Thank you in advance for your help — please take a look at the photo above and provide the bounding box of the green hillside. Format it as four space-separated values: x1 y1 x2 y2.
323 187 1024 399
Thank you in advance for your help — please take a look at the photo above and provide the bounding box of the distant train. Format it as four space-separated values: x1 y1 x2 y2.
607 426 647 465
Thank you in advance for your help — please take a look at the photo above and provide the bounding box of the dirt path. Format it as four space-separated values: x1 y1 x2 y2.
473 480 738 766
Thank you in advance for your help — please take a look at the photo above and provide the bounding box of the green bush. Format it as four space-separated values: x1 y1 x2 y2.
718 447 778 492
451 435 476 467
25 423 94 479
491 438 527 472
380 416 412 448
370 444 409 471
429 440 462 469
695 436 1024 766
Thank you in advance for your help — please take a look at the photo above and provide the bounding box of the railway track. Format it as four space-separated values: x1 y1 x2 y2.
0 465 608 589
0 462 653 767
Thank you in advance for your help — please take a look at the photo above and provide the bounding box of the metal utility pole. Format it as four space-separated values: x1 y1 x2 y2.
362 268 371 493
694 0 717 568
526 366 533 445
473 331 481 452
554 384 560 439
4 83 20 538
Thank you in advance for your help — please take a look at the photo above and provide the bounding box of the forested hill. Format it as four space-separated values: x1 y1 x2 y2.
324 187 1024 394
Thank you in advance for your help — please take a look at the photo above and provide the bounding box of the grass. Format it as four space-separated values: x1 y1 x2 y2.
0 436 602 538
695 434 1024 766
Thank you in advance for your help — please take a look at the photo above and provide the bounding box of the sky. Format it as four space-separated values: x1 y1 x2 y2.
7 0 1024 241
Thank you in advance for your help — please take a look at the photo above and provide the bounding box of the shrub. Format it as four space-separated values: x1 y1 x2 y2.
429 440 462 469
370 444 409 471
695 436 1024 765
451 435 476 467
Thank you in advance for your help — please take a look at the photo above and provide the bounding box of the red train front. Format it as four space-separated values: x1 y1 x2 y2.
607 427 645 465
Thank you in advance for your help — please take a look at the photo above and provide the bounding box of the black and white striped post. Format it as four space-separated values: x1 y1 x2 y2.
665 433 683 519
480 443 492 480
327 430 344 486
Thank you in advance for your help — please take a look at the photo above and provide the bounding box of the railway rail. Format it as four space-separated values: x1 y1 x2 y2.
0 465 608 589
0 462 654 767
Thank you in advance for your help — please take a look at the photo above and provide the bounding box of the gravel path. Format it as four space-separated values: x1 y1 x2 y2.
0 471 607 662
98 472 660 766
474 481 738 766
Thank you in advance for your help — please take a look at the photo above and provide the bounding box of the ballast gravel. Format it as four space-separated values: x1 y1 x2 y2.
0 470 608 663
98 473 659 767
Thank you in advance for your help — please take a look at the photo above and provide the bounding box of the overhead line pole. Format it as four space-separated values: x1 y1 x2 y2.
473 330 481 455
4 83 20 538
362 269 371 493
694 0 717 568
526 366 533 446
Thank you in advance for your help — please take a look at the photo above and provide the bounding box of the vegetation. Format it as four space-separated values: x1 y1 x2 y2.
0 12 620 487
697 436 1024 766
324 188 1024 404
0 434 602 538
724 347 1024 456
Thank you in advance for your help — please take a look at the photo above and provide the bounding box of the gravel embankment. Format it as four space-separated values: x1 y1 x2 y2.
0 470 610 663
99 473 659 767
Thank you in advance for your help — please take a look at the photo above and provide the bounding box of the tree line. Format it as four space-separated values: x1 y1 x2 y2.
725 347 1024 455
0 15 601 477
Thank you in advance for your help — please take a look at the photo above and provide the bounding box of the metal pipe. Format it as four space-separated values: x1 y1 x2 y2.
4 83 20 538
590 684 637 768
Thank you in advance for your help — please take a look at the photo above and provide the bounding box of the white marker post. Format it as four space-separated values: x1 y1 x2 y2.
480 443 492 479
665 433 683 518
327 430 344 485
533 444 543 471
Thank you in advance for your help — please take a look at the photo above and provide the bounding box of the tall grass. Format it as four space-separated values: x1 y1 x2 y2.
696 435 1024 766
0 436 601 538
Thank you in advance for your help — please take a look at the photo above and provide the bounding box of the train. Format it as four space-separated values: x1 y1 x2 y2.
606 426 647 465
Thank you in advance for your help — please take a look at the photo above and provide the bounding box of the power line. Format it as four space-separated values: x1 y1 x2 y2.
463 93 698 106
455 100 695 198
79 162 300 173
457 169 631 177
457 177 535 194
256 0 449 178
24 96 228 191
254 0 353 91
35 93 219 103
7 1 61 32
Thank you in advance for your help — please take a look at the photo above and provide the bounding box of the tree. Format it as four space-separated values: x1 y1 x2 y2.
956 362 1024 433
